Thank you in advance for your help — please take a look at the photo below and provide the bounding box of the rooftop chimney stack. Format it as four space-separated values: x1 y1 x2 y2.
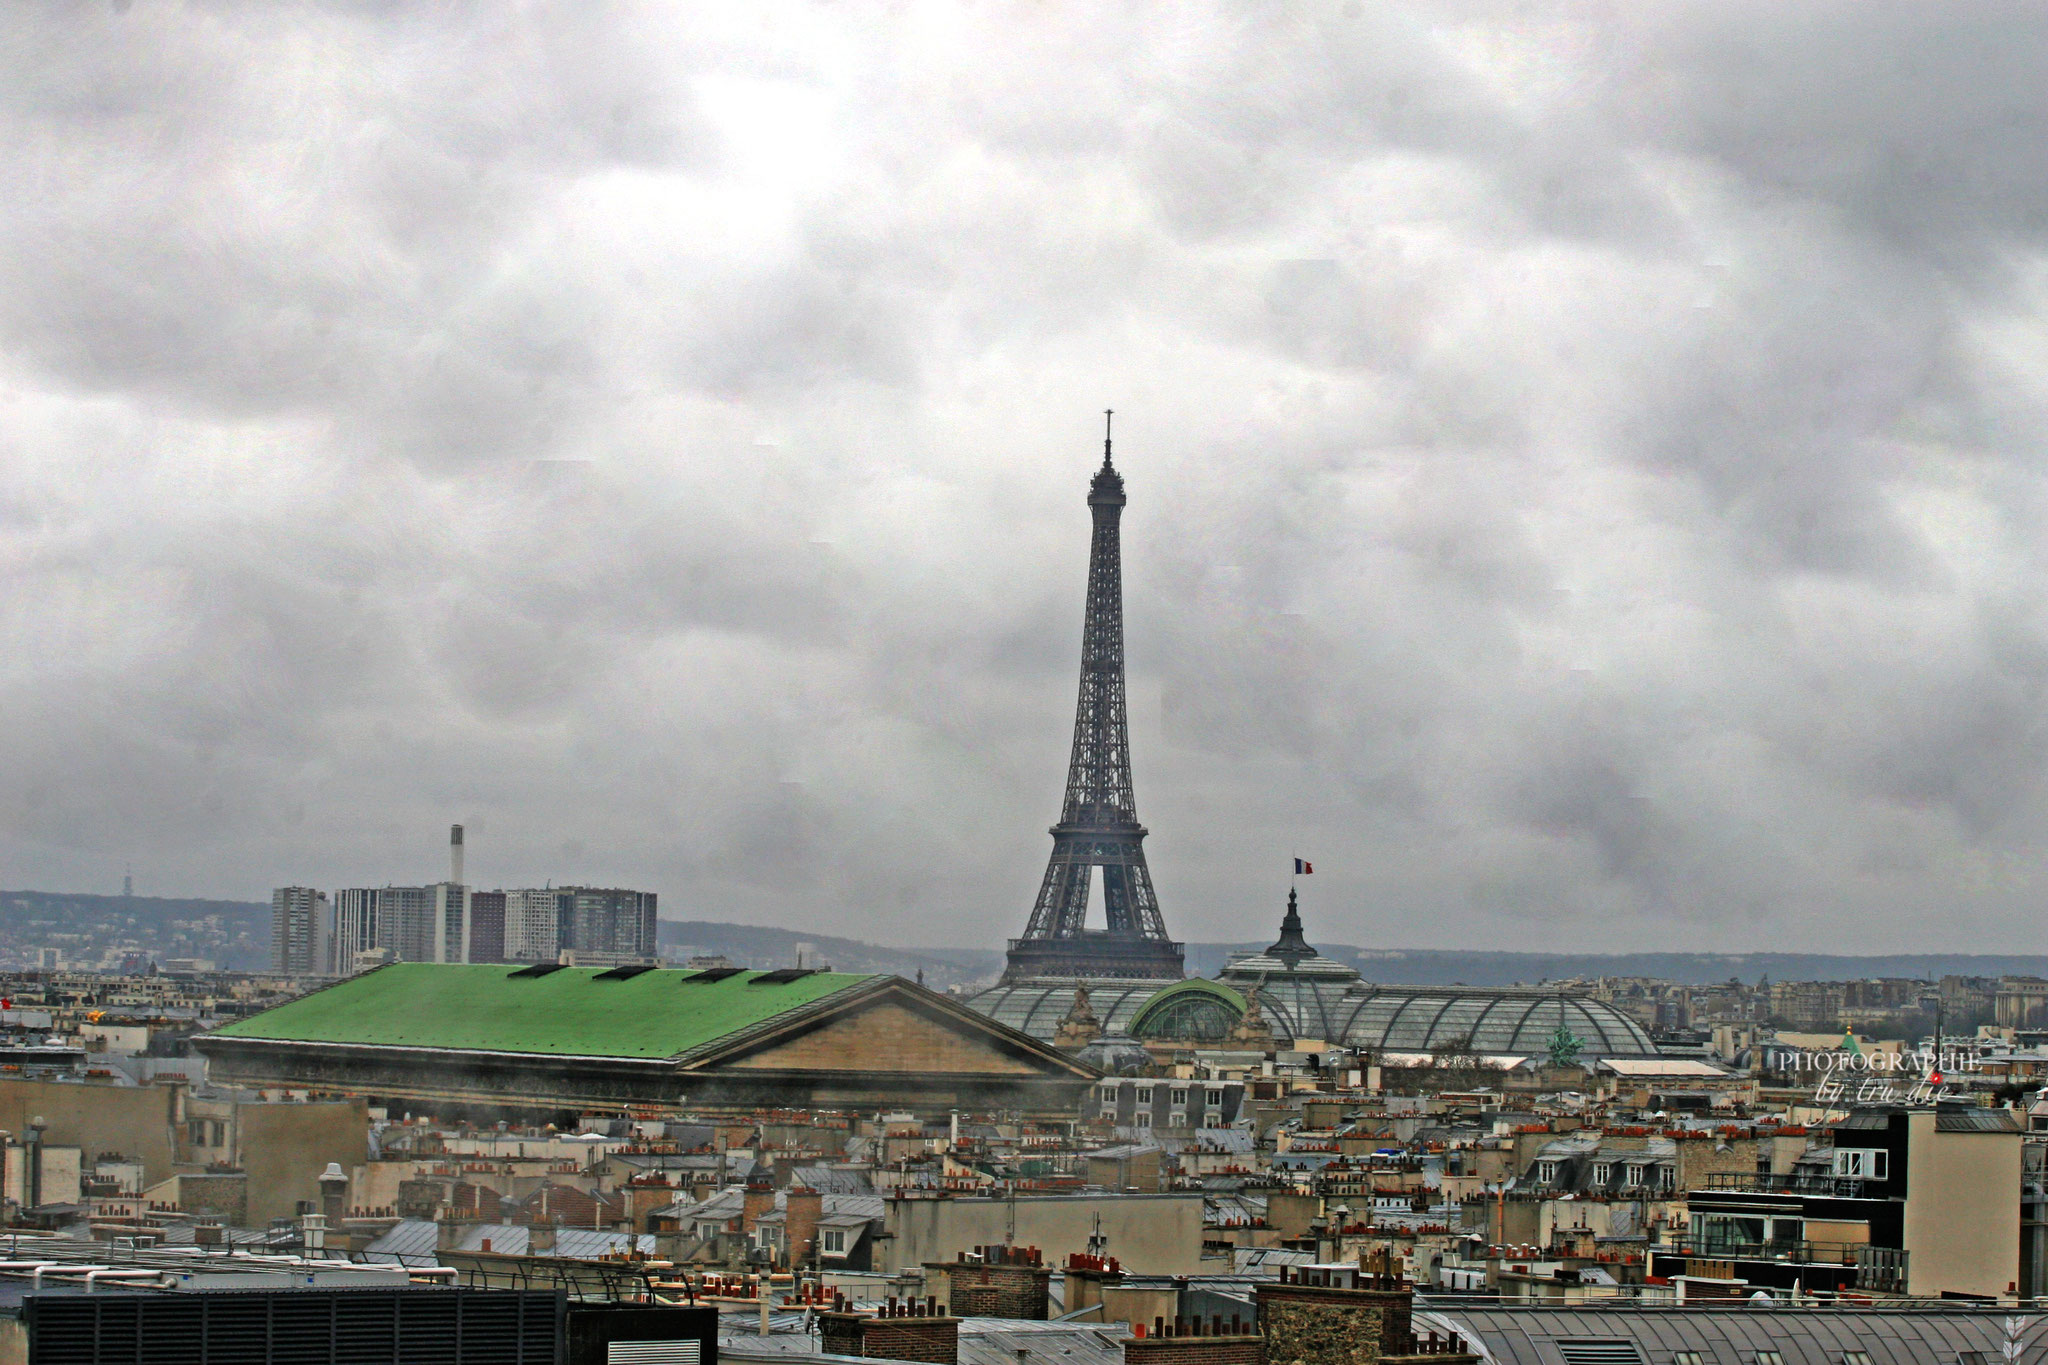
450 824 464 887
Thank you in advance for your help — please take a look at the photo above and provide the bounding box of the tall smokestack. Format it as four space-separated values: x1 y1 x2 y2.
450 824 464 887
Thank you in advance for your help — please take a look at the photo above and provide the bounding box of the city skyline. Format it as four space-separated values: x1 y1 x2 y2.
10 7 2048 956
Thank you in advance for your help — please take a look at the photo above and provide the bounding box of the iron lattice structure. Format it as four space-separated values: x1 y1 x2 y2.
1005 422 1185 982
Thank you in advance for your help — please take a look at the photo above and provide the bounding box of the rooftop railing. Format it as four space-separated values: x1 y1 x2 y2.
1651 1237 1908 1293
1699 1172 1872 1196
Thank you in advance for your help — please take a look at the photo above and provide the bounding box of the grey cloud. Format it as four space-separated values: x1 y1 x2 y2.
8 2 2048 955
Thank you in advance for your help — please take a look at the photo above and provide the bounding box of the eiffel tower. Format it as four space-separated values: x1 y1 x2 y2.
1003 415 1185 982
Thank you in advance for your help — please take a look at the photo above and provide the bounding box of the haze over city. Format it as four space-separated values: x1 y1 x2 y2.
10 3 2048 957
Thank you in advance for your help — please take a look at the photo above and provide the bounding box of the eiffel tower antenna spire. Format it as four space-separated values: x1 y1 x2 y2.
1004 418 1184 983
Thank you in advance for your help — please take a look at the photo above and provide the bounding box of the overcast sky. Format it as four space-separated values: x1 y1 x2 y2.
9 3 2048 955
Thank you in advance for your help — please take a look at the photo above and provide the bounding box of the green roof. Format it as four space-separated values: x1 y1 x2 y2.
207 964 876 1059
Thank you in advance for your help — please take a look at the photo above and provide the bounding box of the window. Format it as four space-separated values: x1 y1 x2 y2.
1171 1087 1188 1106
1753 1353 1784 1365
1839 1353 1871 1365
1659 1165 1676 1191
1135 1112 1152 1129
1672 1354 1705 1365
1207 1089 1223 1106
1592 1163 1612 1185
1135 1086 1154 1104
1833 1148 1887 1179
1099 1084 1118 1103
1626 1164 1646 1187
1537 1160 1559 1182
1168 1112 1185 1128
821 1229 846 1254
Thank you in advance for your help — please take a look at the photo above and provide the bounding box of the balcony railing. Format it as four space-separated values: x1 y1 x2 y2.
1660 1235 1858 1265
1700 1172 1872 1197
1655 1237 1908 1293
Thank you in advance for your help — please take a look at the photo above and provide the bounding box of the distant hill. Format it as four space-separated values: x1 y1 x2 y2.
0 889 270 972
663 922 2048 990
1184 942 2048 987
656 921 1003 990
10 892 2045 989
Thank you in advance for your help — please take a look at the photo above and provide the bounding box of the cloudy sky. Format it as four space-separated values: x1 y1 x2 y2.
8 3 2048 955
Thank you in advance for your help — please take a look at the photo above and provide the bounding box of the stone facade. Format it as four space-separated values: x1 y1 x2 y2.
1255 1268 1423 1365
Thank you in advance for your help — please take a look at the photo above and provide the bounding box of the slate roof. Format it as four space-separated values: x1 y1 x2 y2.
361 1218 440 1262
553 1229 658 1259
450 1223 530 1255
756 1194 886 1226
204 963 875 1058
790 1164 874 1193
1189 1129 1256 1154
1419 1303 2048 1365
674 1189 885 1226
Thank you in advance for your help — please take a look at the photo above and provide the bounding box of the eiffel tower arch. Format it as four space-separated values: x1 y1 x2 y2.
1003 416 1185 983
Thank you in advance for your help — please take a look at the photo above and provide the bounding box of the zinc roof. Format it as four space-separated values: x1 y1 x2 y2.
361 1219 440 1262
205 963 876 1059
1420 1303 2048 1365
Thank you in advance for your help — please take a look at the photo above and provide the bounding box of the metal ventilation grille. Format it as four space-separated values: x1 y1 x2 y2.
24 1288 562 1365
607 1342 702 1364
1553 1340 1647 1365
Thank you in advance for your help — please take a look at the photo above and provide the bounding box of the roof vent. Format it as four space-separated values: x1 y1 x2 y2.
508 963 567 978
594 964 656 981
681 967 745 984
1554 1342 1645 1365
751 968 820 984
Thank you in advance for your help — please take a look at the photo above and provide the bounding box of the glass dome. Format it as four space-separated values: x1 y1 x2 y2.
1128 979 1246 1043
1331 987 1657 1057
964 978 1176 1039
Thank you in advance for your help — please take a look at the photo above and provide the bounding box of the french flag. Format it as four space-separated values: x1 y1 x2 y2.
1293 858 1313 875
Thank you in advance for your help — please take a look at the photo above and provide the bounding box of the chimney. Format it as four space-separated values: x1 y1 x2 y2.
785 1185 823 1269
933 1246 1052 1320
319 1162 349 1232
742 1177 775 1234
1252 1263 1475 1364
1123 1316 1265 1365
820 1301 958 1365
450 824 465 887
